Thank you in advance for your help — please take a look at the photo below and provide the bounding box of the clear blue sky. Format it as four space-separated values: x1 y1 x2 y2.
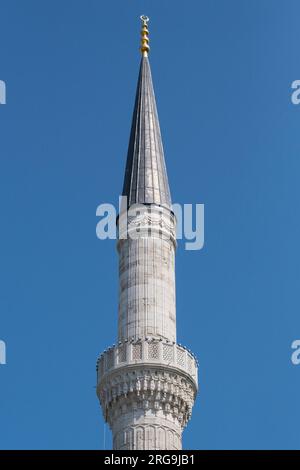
1 0 300 450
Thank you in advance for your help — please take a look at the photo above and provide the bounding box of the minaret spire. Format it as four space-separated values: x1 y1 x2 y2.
122 15 171 209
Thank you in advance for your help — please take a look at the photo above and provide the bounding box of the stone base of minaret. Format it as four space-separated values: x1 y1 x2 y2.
97 338 198 450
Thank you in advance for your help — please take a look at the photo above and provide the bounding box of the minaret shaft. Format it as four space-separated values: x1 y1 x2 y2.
118 206 177 343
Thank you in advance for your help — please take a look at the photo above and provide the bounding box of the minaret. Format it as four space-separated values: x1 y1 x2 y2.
96 16 198 450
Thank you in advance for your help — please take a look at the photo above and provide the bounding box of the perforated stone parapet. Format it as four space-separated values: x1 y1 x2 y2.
97 338 198 387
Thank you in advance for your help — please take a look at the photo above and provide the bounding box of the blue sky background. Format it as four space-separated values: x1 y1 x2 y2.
0 0 300 450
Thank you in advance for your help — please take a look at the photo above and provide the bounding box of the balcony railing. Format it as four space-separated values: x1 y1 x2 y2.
97 338 198 387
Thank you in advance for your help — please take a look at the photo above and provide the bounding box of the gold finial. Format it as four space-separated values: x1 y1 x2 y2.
140 15 150 57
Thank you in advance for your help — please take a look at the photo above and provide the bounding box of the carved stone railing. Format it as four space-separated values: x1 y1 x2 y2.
96 338 198 388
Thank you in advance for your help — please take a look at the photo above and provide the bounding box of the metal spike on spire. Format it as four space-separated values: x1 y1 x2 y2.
140 15 150 57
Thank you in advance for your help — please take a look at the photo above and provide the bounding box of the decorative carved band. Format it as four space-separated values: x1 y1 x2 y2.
98 365 197 430
117 205 177 250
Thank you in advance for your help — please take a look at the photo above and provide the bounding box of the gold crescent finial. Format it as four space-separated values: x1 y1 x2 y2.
140 15 150 57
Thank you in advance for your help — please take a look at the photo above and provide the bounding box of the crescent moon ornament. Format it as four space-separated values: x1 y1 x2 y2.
140 15 150 26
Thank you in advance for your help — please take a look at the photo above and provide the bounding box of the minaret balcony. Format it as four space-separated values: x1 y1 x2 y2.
96 338 198 388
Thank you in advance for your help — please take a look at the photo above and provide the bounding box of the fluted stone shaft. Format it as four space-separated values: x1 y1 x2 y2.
117 205 176 343
111 400 183 450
